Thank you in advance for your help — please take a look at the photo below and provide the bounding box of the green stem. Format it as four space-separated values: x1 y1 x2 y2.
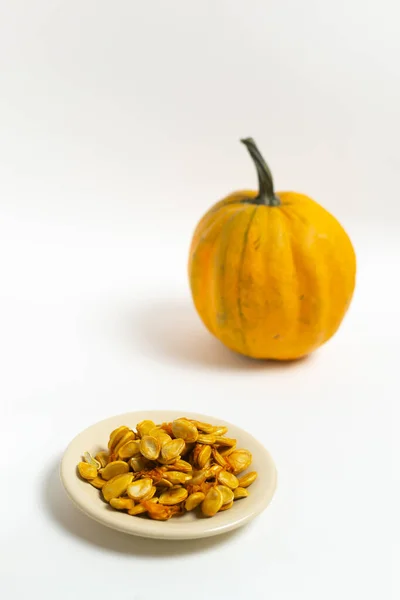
241 138 280 206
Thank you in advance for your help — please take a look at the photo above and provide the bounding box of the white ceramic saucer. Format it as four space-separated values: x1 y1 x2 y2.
60 410 277 540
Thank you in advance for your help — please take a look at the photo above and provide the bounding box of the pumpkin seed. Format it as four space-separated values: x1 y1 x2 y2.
159 487 188 506
216 484 234 505
129 456 150 472
171 419 199 443
140 435 161 461
156 478 173 488
213 448 228 468
136 420 156 438
143 485 157 501
233 487 249 500
108 426 130 451
182 442 196 457
189 420 215 434
118 439 141 459
78 462 97 480
100 460 129 480
126 478 153 501
212 426 228 436
219 445 236 457
128 504 147 516
191 469 209 485
217 470 239 490
161 438 185 462
197 434 216 445
83 451 101 470
219 500 234 512
201 486 223 517
89 476 106 489
128 497 158 516
162 471 192 485
167 459 192 473
237 471 258 488
110 497 135 511
185 491 205 511
215 436 236 447
95 451 110 468
102 473 134 502
143 501 175 520
149 427 171 445
113 430 136 455
207 464 223 478
197 445 212 468
226 449 252 474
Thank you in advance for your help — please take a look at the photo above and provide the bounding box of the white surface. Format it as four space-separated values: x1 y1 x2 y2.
61 410 277 539
0 1 398 598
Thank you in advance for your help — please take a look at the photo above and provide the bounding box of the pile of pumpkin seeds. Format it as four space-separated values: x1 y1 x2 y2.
77 417 257 520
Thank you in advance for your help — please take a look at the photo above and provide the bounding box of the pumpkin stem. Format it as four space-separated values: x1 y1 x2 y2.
241 138 280 206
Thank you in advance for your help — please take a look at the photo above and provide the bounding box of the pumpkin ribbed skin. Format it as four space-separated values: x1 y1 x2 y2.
188 188 356 360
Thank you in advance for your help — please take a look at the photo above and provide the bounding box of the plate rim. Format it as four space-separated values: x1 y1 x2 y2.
60 410 278 540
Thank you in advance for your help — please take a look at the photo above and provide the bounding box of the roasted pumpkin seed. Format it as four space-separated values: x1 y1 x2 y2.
185 491 205 511
212 426 228 436
100 460 130 480
219 500 234 512
102 473 134 502
217 470 239 490
110 497 135 511
128 504 147 516
159 487 188 505
167 459 192 473
226 449 252 474
127 478 153 500
201 486 223 517
233 487 249 500
215 436 236 447
237 471 258 488
163 471 192 485
156 477 173 488
216 484 234 505
83 451 101 470
191 469 209 485
78 462 97 480
190 420 215 434
161 438 185 462
213 448 228 468
197 444 212 468
207 464 223 478
149 427 171 445
129 456 150 472
140 435 161 460
197 434 216 445
118 439 141 460
113 430 136 455
89 476 106 489
143 501 176 520
108 426 130 451
171 419 198 443
136 420 156 438
95 451 110 468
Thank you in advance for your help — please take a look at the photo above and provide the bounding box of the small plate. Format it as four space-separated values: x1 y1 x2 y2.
60 410 277 540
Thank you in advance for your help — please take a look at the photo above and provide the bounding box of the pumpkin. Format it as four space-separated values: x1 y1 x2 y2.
188 138 356 360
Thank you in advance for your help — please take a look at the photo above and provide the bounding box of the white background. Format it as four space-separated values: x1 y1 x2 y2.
1 1 398 598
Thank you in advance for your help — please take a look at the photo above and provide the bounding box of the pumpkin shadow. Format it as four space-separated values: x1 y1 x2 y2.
132 299 308 371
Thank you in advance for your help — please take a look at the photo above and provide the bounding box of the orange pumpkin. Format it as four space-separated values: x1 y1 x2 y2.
188 138 356 360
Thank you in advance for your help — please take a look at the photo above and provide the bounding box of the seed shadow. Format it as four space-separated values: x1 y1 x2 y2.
123 299 310 372
43 460 250 557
